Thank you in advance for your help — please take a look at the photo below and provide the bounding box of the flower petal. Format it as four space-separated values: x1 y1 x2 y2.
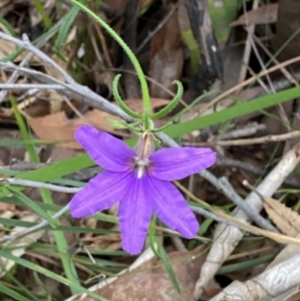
75 125 135 172
147 176 199 238
150 147 216 181
119 176 152 255
70 171 131 218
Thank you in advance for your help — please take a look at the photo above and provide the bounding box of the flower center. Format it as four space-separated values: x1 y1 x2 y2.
133 131 154 179
134 158 150 178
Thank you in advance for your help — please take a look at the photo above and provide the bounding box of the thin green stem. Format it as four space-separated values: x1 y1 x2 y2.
67 0 152 125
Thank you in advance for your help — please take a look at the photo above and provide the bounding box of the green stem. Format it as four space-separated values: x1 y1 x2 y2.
67 0 152 126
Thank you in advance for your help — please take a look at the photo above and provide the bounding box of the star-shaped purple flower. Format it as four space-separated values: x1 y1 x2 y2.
70 125 216 254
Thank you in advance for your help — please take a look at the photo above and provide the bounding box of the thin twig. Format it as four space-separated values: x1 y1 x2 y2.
1 178 81 193
1 204 70 242
219 122 266 140
0 83 65 90
0 31 56 103
0 33 75 84
185 130 300 146
239 0 259 83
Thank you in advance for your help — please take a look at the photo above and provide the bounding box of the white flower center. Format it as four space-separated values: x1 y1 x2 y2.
134 158 150 179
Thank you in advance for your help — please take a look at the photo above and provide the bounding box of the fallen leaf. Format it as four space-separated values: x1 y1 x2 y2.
27 110 117 149
263 196 300 237
232 3 278 26
72 245 207 301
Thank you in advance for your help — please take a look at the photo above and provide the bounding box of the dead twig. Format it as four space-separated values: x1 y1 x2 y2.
185 130 300 146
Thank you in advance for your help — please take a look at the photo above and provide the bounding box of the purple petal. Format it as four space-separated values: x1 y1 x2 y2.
147 176 199 238
119 176 152 255
150 147 216 181
70 171 132 218
75 125 135 172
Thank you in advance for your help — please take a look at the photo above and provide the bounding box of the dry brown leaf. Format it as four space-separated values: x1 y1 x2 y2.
263 196 300 237
232 3 278 26
72 245 207 301
0 37 17 60
150 4 183 99
27 110 117 149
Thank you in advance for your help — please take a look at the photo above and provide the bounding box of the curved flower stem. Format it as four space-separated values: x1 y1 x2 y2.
112 75 143 119
151 80 183 119
67 0 152 127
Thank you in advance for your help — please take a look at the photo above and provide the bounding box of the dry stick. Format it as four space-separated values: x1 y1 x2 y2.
219 122 266 140
209 254 300 301
253 34 299 87
0 83 64 90
0 178 81 193
2 205 70 242
8 33 75 84
0 32 56 103
0 62 130 120
185 130 300 146
193 142 300 300
238 0 259 83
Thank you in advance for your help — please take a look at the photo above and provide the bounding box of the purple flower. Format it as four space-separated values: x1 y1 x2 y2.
70 125 216 254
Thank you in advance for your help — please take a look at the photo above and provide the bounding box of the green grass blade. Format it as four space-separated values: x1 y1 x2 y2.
165 86 300 138
0 282 32 301
156 239 181 294
0 249 110 301
54 5 80 51
0 16 17 37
